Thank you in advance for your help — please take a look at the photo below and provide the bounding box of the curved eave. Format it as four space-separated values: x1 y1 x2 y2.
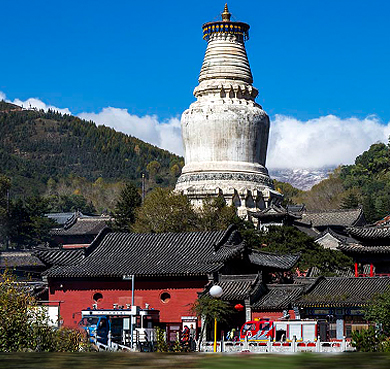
296 301 368 308
338 244 390 254
46 265 223 280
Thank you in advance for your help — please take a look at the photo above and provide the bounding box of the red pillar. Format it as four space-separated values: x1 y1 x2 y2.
370 264 374 277
355 263 358 278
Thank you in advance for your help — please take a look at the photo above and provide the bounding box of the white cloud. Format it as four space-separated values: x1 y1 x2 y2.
3 90 390 168
267 114 390 169
12 97 71 115
156 117 182 155
78 107 183 155
82 108 390 168
0 91 71 115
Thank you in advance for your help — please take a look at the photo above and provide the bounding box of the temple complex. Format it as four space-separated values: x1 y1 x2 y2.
175 5 281 217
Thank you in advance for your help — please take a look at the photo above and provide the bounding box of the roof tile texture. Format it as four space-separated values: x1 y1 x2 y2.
300 208 364 228
296 277 390 307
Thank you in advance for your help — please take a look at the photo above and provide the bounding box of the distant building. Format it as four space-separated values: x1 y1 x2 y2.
248 204 301 230
49 211 110 249
295 208 366 236
0 250 45 281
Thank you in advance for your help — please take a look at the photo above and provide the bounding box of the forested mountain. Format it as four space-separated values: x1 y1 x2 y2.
288 142 390 224
0 102 183 199
2 101 389 225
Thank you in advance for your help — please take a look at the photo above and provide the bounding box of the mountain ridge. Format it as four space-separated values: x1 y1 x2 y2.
269 167 333 191
0 104 183 197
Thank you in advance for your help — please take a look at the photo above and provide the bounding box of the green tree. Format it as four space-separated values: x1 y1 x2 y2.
146 160 161 177
245 226 353 276
191 295 232 351
170 164 181 177
46 194 96 214
293 169 345 210
361 194 378 224
274 180 303 206
7 196 55 249
0 175 11 248
111 182 142 232
352 289 390 352
351 327 388 352
7 199 34 249
340 190 360 209
0 270 88 352
197 196 241 231
365 289 390 335
133 188 198 233
339 143 390 222
155 326 169 352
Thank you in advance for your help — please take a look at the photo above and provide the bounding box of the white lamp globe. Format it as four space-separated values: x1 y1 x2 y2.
209 285 223 298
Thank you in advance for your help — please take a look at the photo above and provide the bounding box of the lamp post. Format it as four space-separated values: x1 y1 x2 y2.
209 285 223 353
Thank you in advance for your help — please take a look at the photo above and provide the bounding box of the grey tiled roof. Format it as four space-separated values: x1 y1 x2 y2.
0 251 45 268
338 243 390 254
299 208 365 228
33 247 85 266
47 230 228 278
51 216 110 236
248 251 300 270
47 227 301 279
296 276 390 307
45 212 80 226
293 223 320 238
248 204 300 219
348 226 390 241
315 228 356 244
286 204 306 214
0 281 48 298
252 284 306 310
213 274 263 301
209 242 245 262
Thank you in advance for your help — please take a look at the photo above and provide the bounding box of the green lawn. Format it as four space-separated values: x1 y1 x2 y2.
1 353 390 369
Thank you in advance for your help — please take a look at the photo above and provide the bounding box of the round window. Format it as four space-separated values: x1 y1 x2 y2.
93 292 103 302
160 292 171 303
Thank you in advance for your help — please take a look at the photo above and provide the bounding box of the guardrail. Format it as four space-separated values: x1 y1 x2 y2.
201 337 355 353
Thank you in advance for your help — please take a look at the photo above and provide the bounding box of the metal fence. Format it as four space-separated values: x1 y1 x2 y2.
201 337 355 353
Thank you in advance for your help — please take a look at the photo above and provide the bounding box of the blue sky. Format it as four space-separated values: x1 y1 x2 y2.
1 0 390 168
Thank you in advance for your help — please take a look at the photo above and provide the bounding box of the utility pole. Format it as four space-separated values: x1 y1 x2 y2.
141 174 146 203
5 189 10 250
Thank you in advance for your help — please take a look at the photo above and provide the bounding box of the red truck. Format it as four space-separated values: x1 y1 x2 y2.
240 319 327 342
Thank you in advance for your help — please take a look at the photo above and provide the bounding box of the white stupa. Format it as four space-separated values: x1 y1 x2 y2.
175 5 281 217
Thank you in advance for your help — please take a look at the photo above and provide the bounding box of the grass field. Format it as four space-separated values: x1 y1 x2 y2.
1 352 390 369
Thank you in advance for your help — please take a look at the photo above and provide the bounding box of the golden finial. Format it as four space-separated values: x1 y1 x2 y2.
221 3 231 22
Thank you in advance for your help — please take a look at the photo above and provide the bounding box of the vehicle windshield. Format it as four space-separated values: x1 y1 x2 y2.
259 323 270 330
241 323 256 334
79 317 99 327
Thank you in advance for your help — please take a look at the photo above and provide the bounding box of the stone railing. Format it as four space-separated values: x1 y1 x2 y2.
200 337 355 353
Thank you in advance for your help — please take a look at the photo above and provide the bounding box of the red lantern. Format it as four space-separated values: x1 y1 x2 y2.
234 304 244 311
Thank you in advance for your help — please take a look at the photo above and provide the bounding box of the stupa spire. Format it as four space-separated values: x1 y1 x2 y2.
221 4 231 21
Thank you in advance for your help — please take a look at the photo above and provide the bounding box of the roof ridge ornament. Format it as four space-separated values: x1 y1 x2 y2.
221 3 231 21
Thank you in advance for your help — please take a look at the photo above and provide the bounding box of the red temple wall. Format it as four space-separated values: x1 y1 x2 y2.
49 278 207 328
252 310 296 321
